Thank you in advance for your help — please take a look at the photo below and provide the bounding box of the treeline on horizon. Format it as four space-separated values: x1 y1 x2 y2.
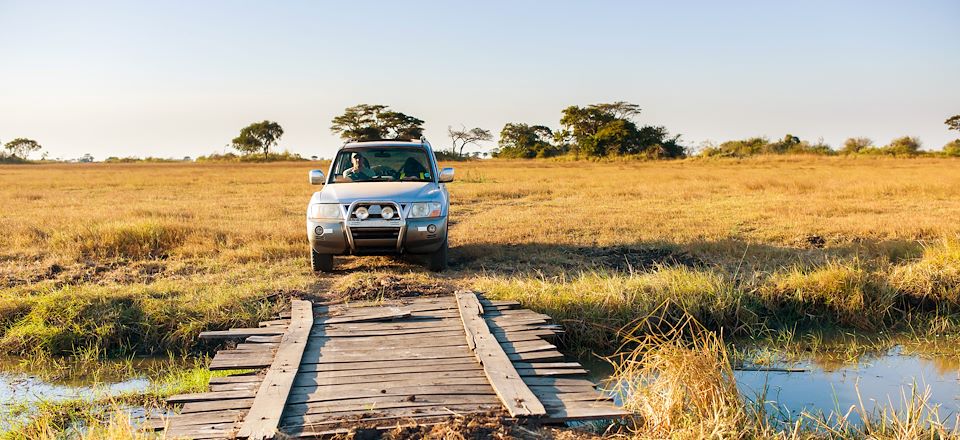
3 106 959 163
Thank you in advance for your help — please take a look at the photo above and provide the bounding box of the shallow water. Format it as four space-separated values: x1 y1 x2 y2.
735 348 960 427
0 356 180 432
589 346 960 428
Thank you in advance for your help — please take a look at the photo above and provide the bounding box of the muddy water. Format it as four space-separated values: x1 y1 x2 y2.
0 356 180 432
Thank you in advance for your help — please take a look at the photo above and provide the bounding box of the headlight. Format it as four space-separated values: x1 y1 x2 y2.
308 203 341 219
409 202 442 218
354 206 369 220
381 206 395 219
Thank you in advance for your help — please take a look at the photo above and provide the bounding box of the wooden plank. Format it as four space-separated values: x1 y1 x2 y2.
522 377 598 387
280 404 502 428
298 352 474 365
297 357 476 373
285 394 502 417
287 385 498 405
508 350 565 362
324 307 410 324
199 327 286 339
305 330 467 345
156 409 248 428
290 376 492 393
180 398 255 414
292 370 485 387
246 335 282 343
237 299 314 440
209 375 262 385
517 367 588 377
543 404 631 422
209 359 272 370
298 362 481 379
166 422 240 439
314 326 464 338
455 291 546 418
482 299 521 309
167 390 256 404
210 382 260 392
513 361 582 369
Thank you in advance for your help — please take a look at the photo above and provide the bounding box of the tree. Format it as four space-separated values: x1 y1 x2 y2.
4 138 42 159
232 121 284 159
448 125 493 157
494 123 557 158
842 137 873 154
883 136 921 156
559 102 684 158
945 115 960 133
330 104 424 141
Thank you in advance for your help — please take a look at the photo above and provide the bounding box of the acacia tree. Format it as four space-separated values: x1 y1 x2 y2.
448 125 492 157
232 121 284 159
331 104 424 141
945 114 960 133
4 138 42 159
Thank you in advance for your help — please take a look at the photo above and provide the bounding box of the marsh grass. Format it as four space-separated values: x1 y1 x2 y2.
608 310 960 439
475 239 960 355
1 357 248 438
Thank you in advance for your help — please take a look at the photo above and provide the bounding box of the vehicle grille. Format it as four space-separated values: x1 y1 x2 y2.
351 227 401 240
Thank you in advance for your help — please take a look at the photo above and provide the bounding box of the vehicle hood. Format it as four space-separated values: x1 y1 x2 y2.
311 182 442 204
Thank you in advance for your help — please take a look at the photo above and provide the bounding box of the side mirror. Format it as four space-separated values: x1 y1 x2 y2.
438 167 455 183
309 170 325 185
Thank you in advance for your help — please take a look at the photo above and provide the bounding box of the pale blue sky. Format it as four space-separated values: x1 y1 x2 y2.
1 1 957 159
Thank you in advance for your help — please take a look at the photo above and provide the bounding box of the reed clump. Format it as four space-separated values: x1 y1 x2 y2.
608 310 960 439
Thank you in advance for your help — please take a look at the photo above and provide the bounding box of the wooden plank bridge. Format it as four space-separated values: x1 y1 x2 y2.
155 291 627 439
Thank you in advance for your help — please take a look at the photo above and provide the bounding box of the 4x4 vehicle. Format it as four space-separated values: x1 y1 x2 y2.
306 139 454 272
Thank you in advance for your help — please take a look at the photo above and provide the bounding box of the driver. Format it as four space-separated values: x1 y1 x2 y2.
343 152 372 181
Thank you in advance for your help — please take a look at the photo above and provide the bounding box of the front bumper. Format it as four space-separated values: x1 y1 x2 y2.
307 217 447 255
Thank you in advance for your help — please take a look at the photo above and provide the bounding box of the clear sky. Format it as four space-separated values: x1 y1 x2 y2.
1 0 958 159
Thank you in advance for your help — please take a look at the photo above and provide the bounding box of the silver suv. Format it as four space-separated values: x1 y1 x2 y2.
306 139 453 272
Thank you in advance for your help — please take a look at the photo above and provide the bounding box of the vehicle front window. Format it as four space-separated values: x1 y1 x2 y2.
331 148 433 183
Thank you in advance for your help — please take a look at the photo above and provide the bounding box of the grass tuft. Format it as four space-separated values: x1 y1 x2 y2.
52 221 190 260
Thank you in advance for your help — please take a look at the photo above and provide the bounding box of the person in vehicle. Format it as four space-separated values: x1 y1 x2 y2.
399 157 429 180
343 152 372 181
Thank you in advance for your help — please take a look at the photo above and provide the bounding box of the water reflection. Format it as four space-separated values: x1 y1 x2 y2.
736 349 960 426
0 356 182 432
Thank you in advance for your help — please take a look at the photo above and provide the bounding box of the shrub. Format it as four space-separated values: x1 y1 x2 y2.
884 136 922 156
842 137 873 154
195 150 306 162
943 139 960 157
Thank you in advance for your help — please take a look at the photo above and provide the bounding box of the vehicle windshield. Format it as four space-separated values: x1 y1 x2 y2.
330 147 433 183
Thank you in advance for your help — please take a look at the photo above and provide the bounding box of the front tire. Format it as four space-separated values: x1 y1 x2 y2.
426 239 448 272
311 249 334 273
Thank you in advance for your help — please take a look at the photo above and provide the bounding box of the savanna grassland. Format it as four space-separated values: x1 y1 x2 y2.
1 157 959 438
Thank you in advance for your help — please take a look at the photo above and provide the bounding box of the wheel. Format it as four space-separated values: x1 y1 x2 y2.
426 239 448 272
311 248 334 273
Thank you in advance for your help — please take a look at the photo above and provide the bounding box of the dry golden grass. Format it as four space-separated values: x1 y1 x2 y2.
2 156 959 440
0 157 958 356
